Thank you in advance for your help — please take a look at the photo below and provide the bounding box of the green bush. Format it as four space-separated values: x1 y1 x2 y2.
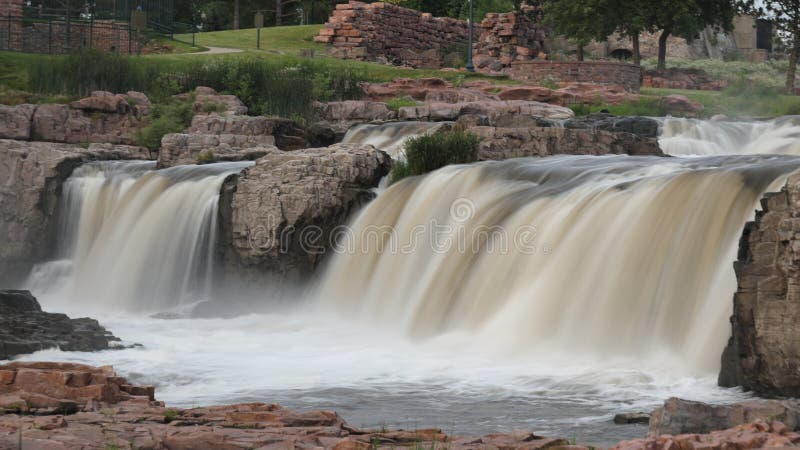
26 51 369 120
391 130 480 183
135 100 193 151
385 97 418 111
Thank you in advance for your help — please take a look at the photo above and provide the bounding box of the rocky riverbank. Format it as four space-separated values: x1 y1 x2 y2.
0 291 120 360
1 362 800 450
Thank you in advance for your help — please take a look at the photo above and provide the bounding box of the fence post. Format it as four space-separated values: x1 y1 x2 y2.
89 15 94 49
7 15 11 51
49 19 52 54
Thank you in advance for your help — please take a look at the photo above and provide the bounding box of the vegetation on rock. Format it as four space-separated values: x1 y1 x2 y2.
391 130 480 183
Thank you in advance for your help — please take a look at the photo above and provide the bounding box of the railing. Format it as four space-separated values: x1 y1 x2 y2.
1 15 134 54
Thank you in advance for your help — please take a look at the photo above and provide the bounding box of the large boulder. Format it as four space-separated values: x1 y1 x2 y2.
219 144 391 280
720 173 800 396
313 101 398 140
564 113 660 139
0 139 151 284
0 290 121 361
648 397 800 436
0 104 35 140
191 86 248 115
661 94 704 118
470 126 663 161
189 113 306 150
158 133 276 168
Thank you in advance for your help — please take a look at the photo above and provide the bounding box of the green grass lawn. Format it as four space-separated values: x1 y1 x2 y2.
642 87 800 118
174 25 324 54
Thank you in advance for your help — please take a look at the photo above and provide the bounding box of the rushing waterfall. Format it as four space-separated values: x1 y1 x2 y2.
659 117 800 156
342 121 448 159
317 155 800 373
28 160 252 312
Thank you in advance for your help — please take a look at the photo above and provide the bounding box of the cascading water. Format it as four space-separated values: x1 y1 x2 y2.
27 160 252 312
316 155 800 374
17 117 800 445
659 117 800 155
341 121 448 160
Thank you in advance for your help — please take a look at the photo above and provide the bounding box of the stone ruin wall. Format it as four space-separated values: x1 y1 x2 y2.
0 0 132 54
313 1 469 69
510 61 642 92
473 10 547 72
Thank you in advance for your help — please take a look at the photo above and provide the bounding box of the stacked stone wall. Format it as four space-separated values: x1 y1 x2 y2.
314 1 468 69
473 11 547 73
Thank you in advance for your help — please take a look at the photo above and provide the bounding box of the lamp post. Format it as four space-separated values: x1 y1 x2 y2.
465 0 475 72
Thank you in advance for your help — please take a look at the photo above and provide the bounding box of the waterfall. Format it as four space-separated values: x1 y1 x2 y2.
28 160 252 312
316 154 800 374
659 117 800 156
342 121 448 160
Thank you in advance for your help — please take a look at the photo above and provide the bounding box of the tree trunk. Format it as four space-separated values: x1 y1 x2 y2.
276 0 282 26
233 0 239 29
787 34 799 95
657 29 670 70
632 32 640 65
577 44 584 61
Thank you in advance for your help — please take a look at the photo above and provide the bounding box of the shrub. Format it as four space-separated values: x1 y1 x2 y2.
385 97 418 111
26 51 369 120
135 100 193 151
196 150 215 164
391 130 480 183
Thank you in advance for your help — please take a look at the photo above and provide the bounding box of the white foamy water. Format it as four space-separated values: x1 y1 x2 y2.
342 121 447 160
659 117 800 156
11 118 800 446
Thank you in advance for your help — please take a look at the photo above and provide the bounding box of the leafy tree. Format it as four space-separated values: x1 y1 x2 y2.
743 0 800 93
607 0 653 65
647 0 738 70
543 0 617 61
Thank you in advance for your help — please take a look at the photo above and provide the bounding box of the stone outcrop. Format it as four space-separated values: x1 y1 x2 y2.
0 362 153 415
398 100 574 122
220 144 391 280
158 133 276 168
563 113 660 139
0 91 151 145
0 139 151 284
0 362 573 450
315 1 468 69
360 78 639 107
191 86 248 115
471 126 663 161
0 290 120 360
474 10 547 73
720 173 800 396
649 397 800 436
189 113 307 151
613 421 800 450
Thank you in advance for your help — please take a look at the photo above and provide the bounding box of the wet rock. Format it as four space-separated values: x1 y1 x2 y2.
0 139 151 284
614 412 650 425
470 126 663 161
0 290 121 360
648 397 800 436
614 420 800 450
720 173 800 396
0 361 578 450
220 144 391 281
564 113 660 139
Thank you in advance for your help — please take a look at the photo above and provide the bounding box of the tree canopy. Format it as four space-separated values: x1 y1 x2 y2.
742 0 800 93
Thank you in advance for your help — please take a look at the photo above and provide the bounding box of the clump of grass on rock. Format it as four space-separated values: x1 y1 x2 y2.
391 130 480 183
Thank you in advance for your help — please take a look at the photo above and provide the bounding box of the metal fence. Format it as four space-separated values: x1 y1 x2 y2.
0 15 135 54
0 0 178 55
